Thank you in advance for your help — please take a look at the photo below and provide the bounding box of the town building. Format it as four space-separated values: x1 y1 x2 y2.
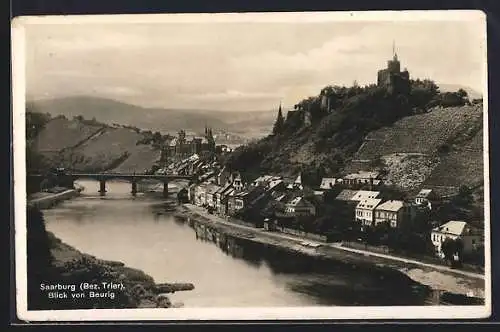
215 182 235 216
415 188 439 210
320 177 338 190
351 190 382 201
356 198 383 228
374 200 407 228
205 184 220 209
430 221 483 258
284 196 316 217
343 171 382 188
376 43 410 95
163 126 216 160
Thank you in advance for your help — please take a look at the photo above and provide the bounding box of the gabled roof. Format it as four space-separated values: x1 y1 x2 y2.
432 220 472 236
376 200 404 212
320 177 337 189
416 189 433 198
335 189 358 201
286 196 313 207
356 198 382 210
352 190 381 201
206 184 221 194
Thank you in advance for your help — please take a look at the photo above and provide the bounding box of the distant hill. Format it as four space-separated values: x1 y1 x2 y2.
31 115 161 173
28 96 274 138
438 84 482 100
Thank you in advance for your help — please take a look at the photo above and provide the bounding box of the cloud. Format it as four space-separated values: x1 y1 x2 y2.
23 19 485 111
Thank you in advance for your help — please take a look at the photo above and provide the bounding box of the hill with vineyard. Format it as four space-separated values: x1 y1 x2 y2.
225 81 484 200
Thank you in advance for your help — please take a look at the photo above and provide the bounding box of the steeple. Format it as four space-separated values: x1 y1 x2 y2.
392 40 398 61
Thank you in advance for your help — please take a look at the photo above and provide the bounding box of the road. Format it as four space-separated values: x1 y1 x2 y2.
184 204 484 281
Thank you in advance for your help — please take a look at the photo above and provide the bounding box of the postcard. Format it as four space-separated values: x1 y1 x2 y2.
12 10 490 321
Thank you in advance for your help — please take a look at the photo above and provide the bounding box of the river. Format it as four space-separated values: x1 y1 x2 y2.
43 179 434 307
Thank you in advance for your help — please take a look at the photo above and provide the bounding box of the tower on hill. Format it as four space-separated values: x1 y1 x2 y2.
377 41 410 95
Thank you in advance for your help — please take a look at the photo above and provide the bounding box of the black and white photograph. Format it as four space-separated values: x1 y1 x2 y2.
13 10 490 320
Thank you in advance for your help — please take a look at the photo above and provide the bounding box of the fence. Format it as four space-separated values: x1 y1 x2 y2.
275 225 328 242
341 241 390 254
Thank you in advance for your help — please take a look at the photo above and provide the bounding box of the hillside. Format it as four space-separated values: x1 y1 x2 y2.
348 104 483 194
31 116 161 173
226 83 484 199
29 96 273 139
33 116 105 152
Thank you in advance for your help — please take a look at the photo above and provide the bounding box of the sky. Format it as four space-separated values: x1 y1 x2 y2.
22 12 486 112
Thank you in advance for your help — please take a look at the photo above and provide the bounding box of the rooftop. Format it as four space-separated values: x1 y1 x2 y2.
320 178 337 190
344 171 380 180
432 220 478 236
356 198 382 210
376 200 404 212
416 189 433 198
335 189 359 201
352 190 381 201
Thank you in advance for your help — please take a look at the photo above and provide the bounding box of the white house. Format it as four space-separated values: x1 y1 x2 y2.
430 220 482 258
355 198 382 227
415 189 438 209
374 200 405 228
285 197 316 217
319 178 338 190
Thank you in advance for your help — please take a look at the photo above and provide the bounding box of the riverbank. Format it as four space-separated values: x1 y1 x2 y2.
44 231 193 309
177 204 485 301
28 187 81 209
26 189 194 309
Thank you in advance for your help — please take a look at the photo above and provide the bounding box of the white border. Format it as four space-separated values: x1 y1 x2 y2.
12 10 491 321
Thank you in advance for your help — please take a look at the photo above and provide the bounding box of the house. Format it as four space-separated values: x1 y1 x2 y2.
355 198 383 228
330 189 366 223
205 184 221 209
374 200 407 228
343 171 382 188
193 183 208 206
284 196 316 217
227 186 266 216
286 173 304 190
230 171 245 192
319 178 338 190
430 221 483 258
415 189 439 209
215 182 235 216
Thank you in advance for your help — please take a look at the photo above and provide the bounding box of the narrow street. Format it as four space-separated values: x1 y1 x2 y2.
184 204 485 281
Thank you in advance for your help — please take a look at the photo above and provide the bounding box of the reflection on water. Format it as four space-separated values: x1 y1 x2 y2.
43 179 432 307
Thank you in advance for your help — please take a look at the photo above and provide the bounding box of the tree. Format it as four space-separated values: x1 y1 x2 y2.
441 237 464 264
456 88 469 102
272 104 285 135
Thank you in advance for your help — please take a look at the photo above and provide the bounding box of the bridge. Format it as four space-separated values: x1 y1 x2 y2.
28 172 195 197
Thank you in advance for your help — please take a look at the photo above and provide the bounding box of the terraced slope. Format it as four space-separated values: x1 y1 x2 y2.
354 105 483 160
33 119 162 173
33 117 104 152
347 104 484 194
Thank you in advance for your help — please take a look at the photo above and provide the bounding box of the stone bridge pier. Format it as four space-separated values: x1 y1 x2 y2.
131 179 138 196
163 180 169 198
98 178 107 196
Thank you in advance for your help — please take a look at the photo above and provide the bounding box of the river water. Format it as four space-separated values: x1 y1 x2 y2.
43 179 434 307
